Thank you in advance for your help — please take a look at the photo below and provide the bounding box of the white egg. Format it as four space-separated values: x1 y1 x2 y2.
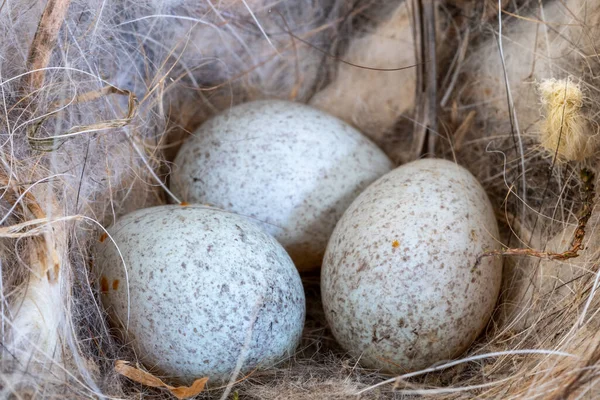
95 205 305 383
321 158 502 373
169 100 394 271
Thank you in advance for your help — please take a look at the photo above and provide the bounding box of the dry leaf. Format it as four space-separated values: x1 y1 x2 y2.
169 378 210 399
115 360 209 399
114 360 166 388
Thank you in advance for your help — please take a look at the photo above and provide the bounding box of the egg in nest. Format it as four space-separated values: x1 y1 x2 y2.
169 100 394 271
321 158 502 373
95 205 305 383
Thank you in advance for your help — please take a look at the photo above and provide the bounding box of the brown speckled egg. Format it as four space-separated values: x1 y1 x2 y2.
321 158 502 373
95 205 305 383
169 100 393 271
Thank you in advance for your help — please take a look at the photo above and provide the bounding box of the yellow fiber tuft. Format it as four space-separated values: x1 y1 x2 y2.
538 78 596 162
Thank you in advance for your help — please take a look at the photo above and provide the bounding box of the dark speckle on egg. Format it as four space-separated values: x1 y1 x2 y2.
321 158 502 374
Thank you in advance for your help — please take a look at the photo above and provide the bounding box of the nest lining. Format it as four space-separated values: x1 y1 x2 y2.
2 0 600 398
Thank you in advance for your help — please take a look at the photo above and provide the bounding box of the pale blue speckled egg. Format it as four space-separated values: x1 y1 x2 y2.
170 100 393 271
322 159 502 373
95 205 305 383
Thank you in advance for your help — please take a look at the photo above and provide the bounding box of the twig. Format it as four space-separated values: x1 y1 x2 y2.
423 0 438 156
24 0 72 90
453 110 476 150
410 0 438 159
26 85 137 151
495 0 527 219
440 28 470 107
475 168 595 269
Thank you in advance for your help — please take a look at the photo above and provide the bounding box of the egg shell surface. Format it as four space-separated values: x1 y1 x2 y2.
95 205 305 383
321 158 502 373
169 100 394 271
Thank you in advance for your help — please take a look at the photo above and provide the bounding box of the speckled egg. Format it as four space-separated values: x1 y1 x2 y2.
95 205 305 383
321 158 502 373
169 100 394 271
